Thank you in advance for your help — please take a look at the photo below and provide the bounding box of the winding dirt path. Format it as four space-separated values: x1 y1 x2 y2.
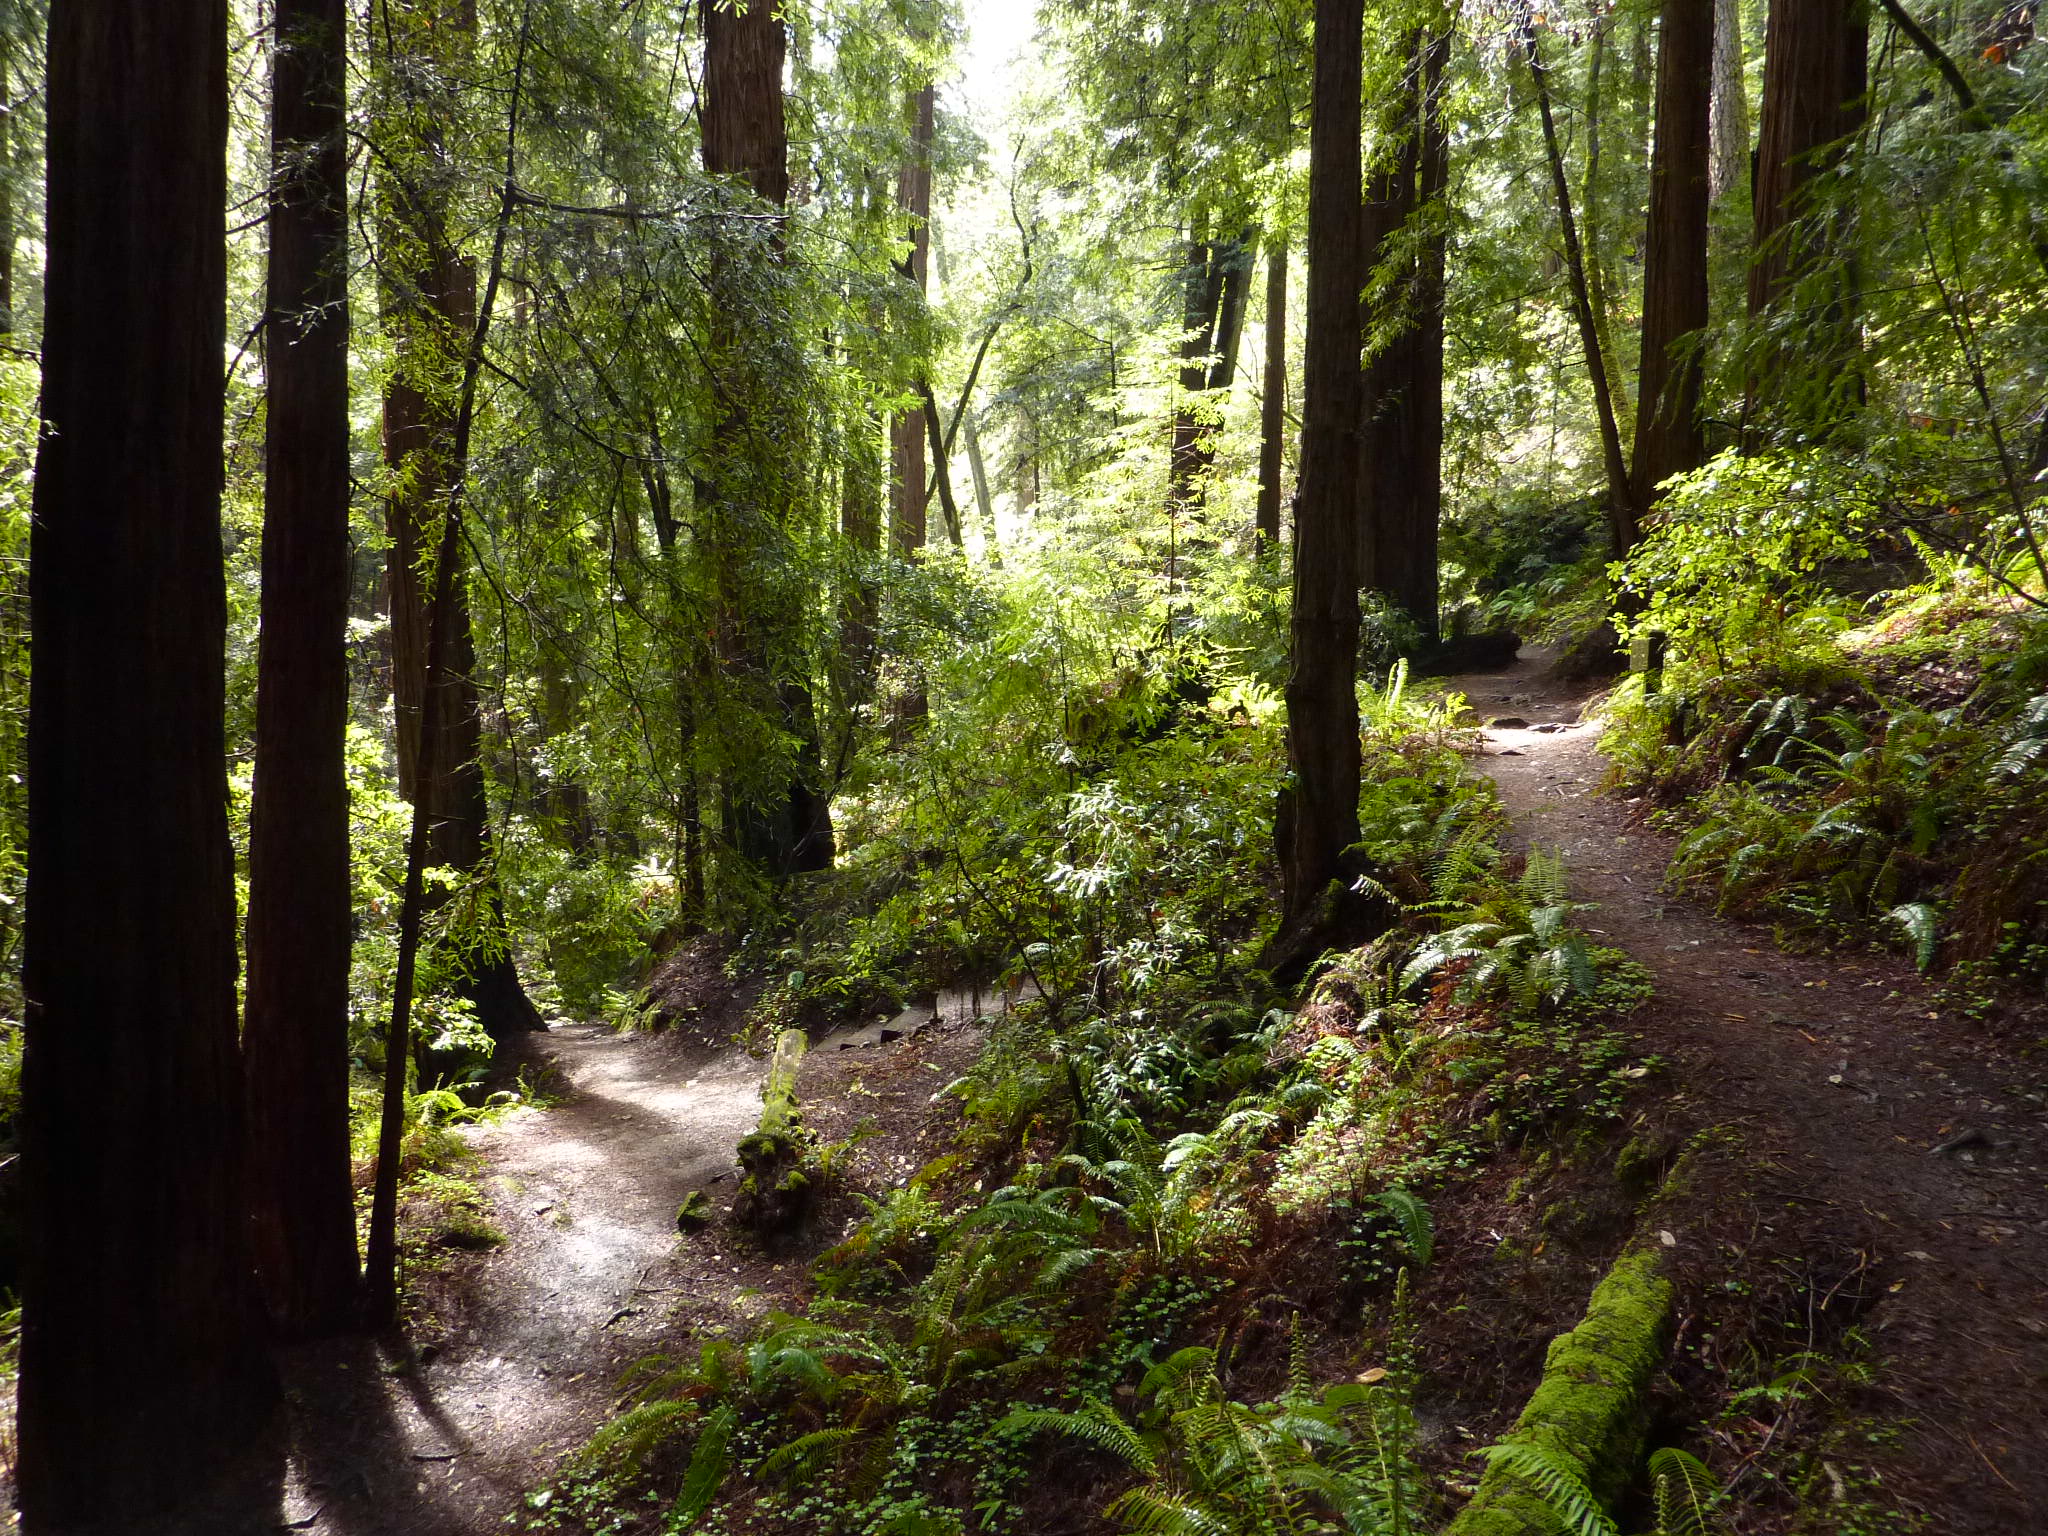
1434 649 2048 1532
278 1024 784 1536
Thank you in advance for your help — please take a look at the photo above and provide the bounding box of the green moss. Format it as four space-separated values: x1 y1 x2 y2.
1448 1246 1676 1536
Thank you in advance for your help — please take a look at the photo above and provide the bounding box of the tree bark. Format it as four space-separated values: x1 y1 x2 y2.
1633 0 1714 503
21 0 280 1522
1255 241 1289 549
245 0 363 1342
1282 0 1366 922
1708 0 1750 203
890 83 935 555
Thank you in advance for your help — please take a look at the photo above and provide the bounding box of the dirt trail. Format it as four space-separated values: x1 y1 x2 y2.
277 1024 778 1536
1433 649 2048 1531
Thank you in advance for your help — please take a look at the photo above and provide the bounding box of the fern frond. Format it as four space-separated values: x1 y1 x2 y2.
671 1403 734 1528
1373 1188 1435 1267
1648 1446 1722 1536
761 1424 864 1483
574 1400 696 1474
1475 1442 1619 1536
1102 1487 1235 1536
1883 901 1941 973
999 1400 1159 1476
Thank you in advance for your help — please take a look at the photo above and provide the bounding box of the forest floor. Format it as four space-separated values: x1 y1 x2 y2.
1430 648 2048 1532
262 650 2048 1536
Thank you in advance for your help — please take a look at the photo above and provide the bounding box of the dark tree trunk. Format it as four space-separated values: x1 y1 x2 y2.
1746 0 1867 424
1255 241 1289 547
245 0 362 1342
890 83 934 554
701 0 835 876
1281 0 1366 923
379 0 541 1038
1357 30 1449 646
20 0 280 1523
1633 0 1714 502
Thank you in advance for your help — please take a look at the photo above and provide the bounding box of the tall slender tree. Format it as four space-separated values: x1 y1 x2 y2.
1280 0 1365 927
1708 0 1750 203
20 0 278 1521
244 0 362 1339
1634 0 1715 502
1255 241 1289 548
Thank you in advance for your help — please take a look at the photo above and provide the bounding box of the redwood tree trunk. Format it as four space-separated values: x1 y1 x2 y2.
1282 0 1366 922
244 0 363 1341
1357 30 1448 646
20 0 279 1522
1633 0 1714 501
1746 0 1867 424
1255 242 1289 547
702 0 835 875
1708 0 1750 203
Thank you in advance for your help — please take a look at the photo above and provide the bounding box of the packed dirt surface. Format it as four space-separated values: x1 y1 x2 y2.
1433 648 2048 1532
276 1021 791 1536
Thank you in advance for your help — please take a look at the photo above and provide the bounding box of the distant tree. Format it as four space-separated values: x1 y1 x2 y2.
19 0 278 1521
244 0 363 1339
1633 0 1714 503
375 0 543 1041
891 81 937 553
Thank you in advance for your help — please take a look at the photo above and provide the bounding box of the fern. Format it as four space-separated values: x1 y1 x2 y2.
1373 1189 1434 1268
1474 1442 1619 1536
997 1399 1160 1476
1884 901 1941 972
671 1403 734 1529
573 1399 696 1474
1648 1446 1722 1536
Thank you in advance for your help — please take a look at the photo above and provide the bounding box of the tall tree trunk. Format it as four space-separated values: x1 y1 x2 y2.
1746 0 1867 425
1281 0 1366 923
244 0 362 1342
890 83 935 555
1709 0 1750 203
1635 0 1715 503
1523 16 1640 554
1358 29 1449 645
1169 232 1253 517
1255 241 1289 548
21 0 279 1522
379 0 542 1042
701 0 835 876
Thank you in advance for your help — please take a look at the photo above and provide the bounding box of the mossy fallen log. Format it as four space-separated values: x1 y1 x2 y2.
1447 1246 1676 1536
731 1028 809 1237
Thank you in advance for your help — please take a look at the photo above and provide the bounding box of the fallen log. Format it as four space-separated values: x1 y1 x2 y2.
732 1028 810 1237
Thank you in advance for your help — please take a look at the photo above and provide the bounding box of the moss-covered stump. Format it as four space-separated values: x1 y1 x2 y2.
731 1028 810 1238
1448 1246 1676 1536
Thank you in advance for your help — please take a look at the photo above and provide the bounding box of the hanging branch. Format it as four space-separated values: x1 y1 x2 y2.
364 0 533 1329
1519 11 1640 554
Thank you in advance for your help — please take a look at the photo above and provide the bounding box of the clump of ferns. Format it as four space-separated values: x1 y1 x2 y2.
1000 1289 1432 1536
1401 847 1599 1012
